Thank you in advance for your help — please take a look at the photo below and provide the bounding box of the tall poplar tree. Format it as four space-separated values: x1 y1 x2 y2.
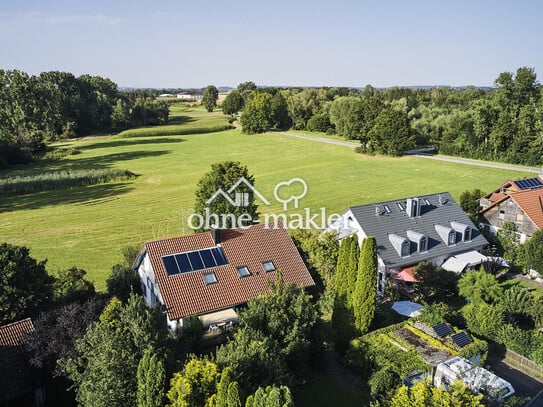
352 236 378 335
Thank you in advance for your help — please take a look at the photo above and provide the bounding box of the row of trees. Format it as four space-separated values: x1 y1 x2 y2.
331 234 378 351
0 69 169 169
224 67 543 163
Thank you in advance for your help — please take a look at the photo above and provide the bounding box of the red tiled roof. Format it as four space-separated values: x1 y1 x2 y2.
145 224 315 320
511 188 543 229
0 318 35 403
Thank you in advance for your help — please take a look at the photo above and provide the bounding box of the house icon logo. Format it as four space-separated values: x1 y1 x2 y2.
205 176 271 208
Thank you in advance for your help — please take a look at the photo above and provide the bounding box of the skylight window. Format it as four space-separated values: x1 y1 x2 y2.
396 202 404 211
203 272 217 285
236 266 251 277
383 204 391 214
262 261 276 272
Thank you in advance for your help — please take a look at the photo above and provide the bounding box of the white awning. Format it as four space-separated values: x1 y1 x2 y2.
198 308 239 328
441 257 469 274
454 250 487 266
441 251 487 274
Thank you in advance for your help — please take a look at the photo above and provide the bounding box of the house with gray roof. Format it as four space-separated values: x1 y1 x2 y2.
328 192 488 294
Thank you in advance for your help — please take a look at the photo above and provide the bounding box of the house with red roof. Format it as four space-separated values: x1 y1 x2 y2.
133 223 315 332
0 318 45 406
479 174 543 243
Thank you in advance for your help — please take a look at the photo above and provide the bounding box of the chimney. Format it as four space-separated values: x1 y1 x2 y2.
406 198 421 218
210 225 221 244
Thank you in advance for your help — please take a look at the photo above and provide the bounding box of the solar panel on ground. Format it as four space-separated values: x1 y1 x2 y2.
432 322 453 338
163 247 229 276
451 331 473 347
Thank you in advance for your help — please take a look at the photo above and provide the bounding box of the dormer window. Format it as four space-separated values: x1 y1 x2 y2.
419 236 427 252
451 221 471 242
435 224 456 246
406 230 427 253
262 261 276 272
389 234 410 257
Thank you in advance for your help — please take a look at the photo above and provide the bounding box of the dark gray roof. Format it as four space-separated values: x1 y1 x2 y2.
348 192 488 269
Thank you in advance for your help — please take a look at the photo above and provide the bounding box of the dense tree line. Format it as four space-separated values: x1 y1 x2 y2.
230 67 543 164
0 69 169 169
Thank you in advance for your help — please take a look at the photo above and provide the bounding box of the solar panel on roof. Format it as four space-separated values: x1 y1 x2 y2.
163 255 180 276
451 331 473 347
432 322 453 338
163 247 228 276
514 177 543 190
211 247 228 266
175 253 192 273
188 251 204 270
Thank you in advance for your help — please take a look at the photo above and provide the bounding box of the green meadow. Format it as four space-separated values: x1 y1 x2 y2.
0 106 534 289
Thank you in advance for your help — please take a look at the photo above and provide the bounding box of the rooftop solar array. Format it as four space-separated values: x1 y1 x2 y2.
513 177 543 190
432 322 453 338
451 331 473 348
163 247 228 276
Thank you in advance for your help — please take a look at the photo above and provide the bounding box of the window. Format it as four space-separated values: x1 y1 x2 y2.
396 202 404 211
236 266 251 277
463 227 471 242
401 241 410 257
147 276 152 289
423 198 431 206
448 231 456 245
262 261 276 272
516 213 524 222
419 236 427 252
141 282 147 296
499 210 505 220
203 272 217 285
383 205 391 214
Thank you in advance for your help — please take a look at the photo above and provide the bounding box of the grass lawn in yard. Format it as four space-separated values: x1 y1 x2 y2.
0 107 534 289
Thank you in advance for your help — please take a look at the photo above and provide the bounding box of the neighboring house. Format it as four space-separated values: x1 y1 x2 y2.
479 174 543 243
133 224 315 332
328 192 488 294
0 318 45 406
176 92 202 100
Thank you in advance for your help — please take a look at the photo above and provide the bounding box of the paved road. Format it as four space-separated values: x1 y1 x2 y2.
274 131 541 174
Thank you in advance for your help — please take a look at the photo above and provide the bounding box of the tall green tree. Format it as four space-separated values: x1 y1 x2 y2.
64 295 168 407
270 92 291 130
332 235 356 351
167 357 219 407
244 385 294 407
0 243 54 324
519 229 543 273
458 270 502 304
240 93 273 134
459 188 483 220
346 236 360 305
352 237 377 335
193 161 259 230
137 347 166 407
202 85 219 112
366 108 414 156
222 90 244 116
53 266 95 305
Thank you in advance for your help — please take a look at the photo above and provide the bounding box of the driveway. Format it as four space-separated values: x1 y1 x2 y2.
487 356 543 398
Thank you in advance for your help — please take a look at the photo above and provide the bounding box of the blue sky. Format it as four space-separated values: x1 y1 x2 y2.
1 0 541 88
